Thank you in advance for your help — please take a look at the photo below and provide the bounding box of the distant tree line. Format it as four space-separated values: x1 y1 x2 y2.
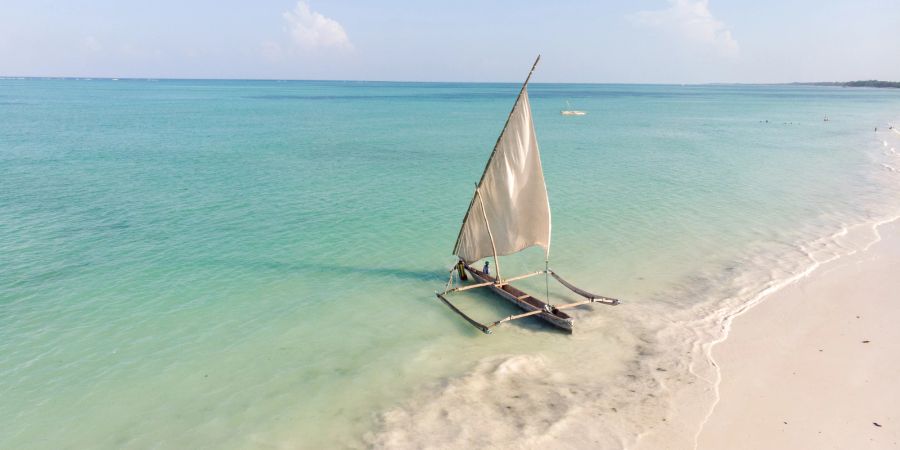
792 80 900 88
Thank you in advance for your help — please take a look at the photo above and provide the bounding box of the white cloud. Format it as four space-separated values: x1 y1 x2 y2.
631 0 738 58
282 1 352 50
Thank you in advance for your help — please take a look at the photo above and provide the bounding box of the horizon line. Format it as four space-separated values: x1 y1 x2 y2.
2 75 894 86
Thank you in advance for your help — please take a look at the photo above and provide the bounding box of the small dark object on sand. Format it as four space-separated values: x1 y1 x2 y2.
863 340 871 343
874 422 882 427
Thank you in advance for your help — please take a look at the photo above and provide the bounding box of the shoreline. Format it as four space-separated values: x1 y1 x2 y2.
366 215 900 449
365 125 900 449
696 217 900 448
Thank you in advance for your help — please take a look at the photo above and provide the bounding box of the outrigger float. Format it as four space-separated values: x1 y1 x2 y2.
436 55 620 334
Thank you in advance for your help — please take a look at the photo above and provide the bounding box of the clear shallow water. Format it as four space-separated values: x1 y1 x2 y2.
2 79 900 448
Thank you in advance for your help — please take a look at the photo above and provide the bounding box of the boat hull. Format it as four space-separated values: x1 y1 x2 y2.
464 265 574 332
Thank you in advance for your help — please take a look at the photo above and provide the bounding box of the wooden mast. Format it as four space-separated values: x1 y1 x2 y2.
452 54 541 260
475 187 502 281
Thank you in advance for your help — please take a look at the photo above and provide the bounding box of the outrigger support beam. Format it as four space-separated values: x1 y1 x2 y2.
548 270 620 305
444 270 545 294
436 292 492 334
487 297 613 330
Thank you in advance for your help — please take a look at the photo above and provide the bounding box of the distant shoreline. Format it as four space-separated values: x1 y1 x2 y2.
791 80 900 88
1 76 898 88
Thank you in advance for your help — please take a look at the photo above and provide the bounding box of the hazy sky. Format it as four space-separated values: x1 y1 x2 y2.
1 0 898 83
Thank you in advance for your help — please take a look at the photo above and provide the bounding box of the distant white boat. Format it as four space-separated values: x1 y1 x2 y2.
560 100 587 116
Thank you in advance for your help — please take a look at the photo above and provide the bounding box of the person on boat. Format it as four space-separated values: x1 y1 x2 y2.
482 260 490 275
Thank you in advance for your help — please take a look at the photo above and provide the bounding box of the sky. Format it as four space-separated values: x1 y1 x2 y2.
1 0 898 83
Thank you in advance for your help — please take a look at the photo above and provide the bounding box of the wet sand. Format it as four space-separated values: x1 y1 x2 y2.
698 219 900 449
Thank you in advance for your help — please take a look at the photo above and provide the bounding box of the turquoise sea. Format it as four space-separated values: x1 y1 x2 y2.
2 78 900 448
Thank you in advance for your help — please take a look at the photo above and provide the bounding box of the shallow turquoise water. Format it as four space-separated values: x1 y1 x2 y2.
2 79 899 448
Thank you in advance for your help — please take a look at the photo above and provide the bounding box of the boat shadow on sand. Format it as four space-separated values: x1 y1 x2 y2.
302 263 573 333
309 263 442 283
210 258 444 283
213 259 580 334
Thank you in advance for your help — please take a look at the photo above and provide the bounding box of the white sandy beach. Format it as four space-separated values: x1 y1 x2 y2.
697 219 900 449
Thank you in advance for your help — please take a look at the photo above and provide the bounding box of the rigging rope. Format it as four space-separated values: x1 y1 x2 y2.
444 265 456 293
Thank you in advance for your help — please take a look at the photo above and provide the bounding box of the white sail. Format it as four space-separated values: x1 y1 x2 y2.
453 88 551 263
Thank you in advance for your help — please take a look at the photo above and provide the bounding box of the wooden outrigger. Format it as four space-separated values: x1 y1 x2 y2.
437 263 619 334
435 55 621 334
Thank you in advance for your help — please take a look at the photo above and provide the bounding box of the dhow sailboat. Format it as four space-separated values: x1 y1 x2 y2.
436 55 620 334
